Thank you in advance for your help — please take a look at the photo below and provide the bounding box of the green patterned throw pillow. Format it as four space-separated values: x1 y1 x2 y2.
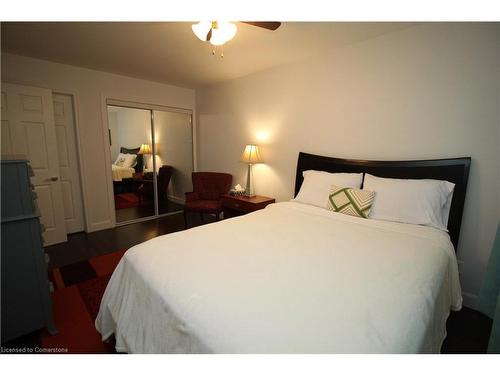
327 185 375 218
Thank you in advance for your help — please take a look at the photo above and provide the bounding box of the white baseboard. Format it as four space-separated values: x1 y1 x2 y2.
87 220 114 233
461 291 478 308
168 195 185 205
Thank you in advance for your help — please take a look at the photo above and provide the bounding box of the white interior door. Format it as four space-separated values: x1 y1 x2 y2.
52 93 85 233
1 82 67 245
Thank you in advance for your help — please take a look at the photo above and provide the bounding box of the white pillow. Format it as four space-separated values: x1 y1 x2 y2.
114 153 136 168
363 174 455 231
114 153 127 167
294 170 363 208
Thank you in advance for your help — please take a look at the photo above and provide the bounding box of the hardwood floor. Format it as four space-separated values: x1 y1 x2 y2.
45 211 215 269
115 199 183 223
442 307 492 353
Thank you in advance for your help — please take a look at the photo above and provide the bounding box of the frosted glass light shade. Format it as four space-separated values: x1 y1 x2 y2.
192 21 212 41
240 145 263 164
210 22 237 46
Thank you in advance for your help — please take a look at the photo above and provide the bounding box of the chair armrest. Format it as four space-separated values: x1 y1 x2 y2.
185 192 199 202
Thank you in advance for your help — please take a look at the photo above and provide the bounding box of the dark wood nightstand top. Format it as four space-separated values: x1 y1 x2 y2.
221 194 275 215
223 194 274 205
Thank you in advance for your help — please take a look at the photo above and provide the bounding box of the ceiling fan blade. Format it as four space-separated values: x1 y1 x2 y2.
206 27 212 41
241 22 281 31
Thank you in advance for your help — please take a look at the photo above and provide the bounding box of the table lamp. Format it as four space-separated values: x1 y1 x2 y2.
138 143 152 171
240 144 263 197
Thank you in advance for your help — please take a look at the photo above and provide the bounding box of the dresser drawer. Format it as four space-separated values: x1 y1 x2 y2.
1 218 50 342
1 161 37 218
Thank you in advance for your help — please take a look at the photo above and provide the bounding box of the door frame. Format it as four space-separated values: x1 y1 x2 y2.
99 93 197 227
52 90 88 233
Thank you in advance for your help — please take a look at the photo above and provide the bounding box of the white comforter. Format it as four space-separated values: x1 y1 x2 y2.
96 201 462 353
111 164 134 181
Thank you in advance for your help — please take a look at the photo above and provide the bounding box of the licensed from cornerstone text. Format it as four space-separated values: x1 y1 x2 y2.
0 346 69 353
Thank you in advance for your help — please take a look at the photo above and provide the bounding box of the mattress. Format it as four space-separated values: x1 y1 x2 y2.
96 201 462 353
111 164 135 182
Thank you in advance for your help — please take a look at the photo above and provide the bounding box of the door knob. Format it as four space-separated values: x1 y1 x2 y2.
50 176 59 181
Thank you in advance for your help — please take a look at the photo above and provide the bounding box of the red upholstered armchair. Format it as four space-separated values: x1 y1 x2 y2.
184 172 232 227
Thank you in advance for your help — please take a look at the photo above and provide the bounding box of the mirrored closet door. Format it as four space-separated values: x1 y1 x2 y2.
153 109 193 216
107 102 193 224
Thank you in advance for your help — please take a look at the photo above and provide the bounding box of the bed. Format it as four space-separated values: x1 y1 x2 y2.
96 152 471 353
111 147 144 182
111 164 135 182
111 147 144 187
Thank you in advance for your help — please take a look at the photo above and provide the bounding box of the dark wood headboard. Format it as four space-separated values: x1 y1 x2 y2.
294 152 471 250
120 146 143 173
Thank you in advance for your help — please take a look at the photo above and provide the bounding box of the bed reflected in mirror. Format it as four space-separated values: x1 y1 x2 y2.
108 105 155 222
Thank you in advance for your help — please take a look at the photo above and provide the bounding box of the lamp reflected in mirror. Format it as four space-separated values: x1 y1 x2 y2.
138 143 152 171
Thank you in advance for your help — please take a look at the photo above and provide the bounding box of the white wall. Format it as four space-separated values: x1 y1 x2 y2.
112 107 152 166
1 52 195 232
196 23 500 306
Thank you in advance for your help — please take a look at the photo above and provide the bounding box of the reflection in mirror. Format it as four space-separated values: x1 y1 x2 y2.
108 105 155 222
153 110 193 216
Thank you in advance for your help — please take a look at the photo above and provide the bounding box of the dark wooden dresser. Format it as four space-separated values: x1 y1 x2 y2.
1 159 56 343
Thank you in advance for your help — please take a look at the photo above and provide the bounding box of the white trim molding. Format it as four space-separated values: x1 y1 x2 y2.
461 291 478 308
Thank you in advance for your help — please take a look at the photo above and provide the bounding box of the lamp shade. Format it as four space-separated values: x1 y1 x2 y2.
192 21 212 41
192 21 237 46
240 144 263 164
210 22 237 46
138 144 152 155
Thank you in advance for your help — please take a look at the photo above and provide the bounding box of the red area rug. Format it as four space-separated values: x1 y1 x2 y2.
43 249 126 353
114 193 138 210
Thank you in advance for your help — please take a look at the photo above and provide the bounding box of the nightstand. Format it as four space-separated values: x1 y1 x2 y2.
221 194 275 219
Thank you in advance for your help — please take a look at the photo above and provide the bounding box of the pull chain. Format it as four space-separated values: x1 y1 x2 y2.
210 45 224 58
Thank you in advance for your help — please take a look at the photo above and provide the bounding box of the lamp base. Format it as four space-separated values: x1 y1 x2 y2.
245 164 254 198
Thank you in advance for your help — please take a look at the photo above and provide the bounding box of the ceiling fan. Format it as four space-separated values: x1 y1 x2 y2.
192 21 281 57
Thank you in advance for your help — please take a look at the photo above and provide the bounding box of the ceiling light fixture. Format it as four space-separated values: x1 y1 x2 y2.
192 21 237 58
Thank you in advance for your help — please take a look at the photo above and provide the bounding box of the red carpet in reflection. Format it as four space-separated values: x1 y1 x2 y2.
114 193 138 210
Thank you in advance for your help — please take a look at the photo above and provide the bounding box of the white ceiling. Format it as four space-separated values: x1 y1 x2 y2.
1 22 418 88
